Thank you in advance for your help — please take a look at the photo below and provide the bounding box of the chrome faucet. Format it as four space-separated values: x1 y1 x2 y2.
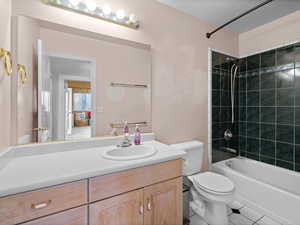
118 121 132 147
118 133 132 147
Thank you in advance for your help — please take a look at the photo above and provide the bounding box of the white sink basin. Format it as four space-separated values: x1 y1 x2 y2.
102 145 157 161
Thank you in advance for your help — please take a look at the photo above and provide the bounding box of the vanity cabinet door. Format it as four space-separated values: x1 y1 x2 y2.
143 178 183 225
89 189 143 225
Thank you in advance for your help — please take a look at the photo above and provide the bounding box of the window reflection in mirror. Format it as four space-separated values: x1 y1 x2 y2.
66 82 92 140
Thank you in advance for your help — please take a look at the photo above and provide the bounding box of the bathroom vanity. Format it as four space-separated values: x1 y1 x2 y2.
0 137 185 225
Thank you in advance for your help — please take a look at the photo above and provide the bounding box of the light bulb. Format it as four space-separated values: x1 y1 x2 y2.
129 14 137 23
116 9 125 20
69 0 80 6
86 0 96 11
103 4 111 15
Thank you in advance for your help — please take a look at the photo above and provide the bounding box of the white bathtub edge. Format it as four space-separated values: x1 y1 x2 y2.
234 193 294 225
212 157 297 225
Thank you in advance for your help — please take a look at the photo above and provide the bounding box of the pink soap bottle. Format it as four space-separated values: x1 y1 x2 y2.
123 121 129 134
134 124 141 145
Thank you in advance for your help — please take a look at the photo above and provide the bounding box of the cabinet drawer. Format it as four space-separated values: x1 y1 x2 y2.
21 206 88 225
0 180 88 225
89 159 182 202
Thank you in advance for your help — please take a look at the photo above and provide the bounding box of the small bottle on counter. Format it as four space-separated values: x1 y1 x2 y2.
134 124 141 145
123 121 129 134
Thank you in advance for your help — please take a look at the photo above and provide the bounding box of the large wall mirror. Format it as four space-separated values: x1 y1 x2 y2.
12 16 152 145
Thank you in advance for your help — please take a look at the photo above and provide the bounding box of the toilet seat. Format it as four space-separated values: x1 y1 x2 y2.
189 172 235 195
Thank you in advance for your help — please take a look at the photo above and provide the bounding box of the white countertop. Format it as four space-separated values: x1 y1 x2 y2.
0 141 185 197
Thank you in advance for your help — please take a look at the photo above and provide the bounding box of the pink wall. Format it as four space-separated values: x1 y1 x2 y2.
0 0 11 153
11 0 239 169
239 9 300 56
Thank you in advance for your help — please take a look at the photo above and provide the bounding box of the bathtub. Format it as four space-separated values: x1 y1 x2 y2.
212 157 300 225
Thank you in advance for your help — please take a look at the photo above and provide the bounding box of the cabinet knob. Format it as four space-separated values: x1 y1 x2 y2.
31 200 52 210
147 198 152 211
139 203 144 215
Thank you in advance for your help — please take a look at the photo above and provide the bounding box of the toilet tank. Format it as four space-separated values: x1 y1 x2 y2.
171 141 204 176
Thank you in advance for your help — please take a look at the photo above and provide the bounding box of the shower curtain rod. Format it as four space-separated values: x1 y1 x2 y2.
206 0 275 39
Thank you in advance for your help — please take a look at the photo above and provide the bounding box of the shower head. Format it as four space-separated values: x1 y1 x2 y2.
226 57 241 67
226 57 235 61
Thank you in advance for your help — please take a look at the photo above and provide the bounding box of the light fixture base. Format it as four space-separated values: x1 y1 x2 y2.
42 0 140 29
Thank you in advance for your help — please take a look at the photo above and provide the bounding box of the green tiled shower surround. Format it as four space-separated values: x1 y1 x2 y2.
211 52 239 163
212 42 300 172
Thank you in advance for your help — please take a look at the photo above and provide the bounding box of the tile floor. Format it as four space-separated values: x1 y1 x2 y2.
189 200 283 225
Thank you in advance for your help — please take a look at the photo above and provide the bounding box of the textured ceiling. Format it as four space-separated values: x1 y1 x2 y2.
157 0 300 33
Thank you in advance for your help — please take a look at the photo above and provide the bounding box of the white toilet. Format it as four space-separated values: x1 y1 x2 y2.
172 141 235 225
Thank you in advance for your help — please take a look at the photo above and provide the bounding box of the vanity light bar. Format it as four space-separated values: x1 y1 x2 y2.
41 0 140 29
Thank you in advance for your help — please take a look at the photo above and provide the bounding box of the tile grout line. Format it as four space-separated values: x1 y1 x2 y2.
259 54 262 161
239 135 294 144
293 47 296 171
245 57 248 158
238 69 241 156
275 49 278 167
252 215 265 224
236 120 298 127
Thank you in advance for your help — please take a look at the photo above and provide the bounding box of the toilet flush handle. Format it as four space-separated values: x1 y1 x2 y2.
183 158 188 167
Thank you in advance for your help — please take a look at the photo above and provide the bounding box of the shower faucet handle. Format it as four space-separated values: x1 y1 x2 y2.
224 129 233 141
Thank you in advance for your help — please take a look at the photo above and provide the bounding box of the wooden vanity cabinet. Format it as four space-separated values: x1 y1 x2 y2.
89 159 183 225
0 159 182 225
89 177 182 225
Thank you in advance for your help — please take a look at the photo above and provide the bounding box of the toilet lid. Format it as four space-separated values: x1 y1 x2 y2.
190 172 234 194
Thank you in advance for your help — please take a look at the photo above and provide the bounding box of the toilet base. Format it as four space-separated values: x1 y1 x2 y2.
206 200 228 225
190 214 209 225
193 200 229 225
